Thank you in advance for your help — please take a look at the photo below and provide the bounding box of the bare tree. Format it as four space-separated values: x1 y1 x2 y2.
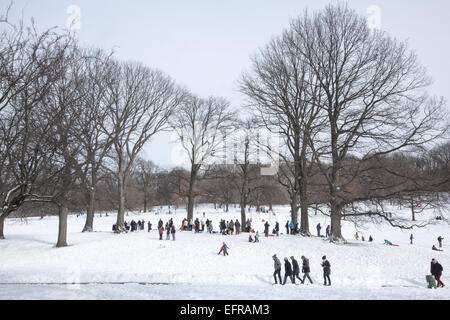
101 60 183 231
72 49 114 232
289 4 448 242
170 94 234 221
239 30 324 234
0 18 72 240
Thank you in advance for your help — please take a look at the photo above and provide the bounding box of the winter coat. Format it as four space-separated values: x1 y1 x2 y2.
284 260 293 276
322 260 331 275
302 258 311 273
289 221 294 230
431 262 443 276
292 259 300 274
273 257 281 271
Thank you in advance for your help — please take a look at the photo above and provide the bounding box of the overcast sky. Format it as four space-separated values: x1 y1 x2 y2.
4 0 450 168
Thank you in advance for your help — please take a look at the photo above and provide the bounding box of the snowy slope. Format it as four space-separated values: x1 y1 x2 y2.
0 204 449 300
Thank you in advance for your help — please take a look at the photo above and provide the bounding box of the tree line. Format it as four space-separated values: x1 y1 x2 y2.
0 3 448 246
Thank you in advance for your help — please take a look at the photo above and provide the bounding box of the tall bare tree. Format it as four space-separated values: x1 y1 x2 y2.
289 4 448 242
102 60 183 231
240 30 324 234
170 94 234 221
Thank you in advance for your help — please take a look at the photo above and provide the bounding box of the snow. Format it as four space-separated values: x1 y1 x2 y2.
0 204 449 300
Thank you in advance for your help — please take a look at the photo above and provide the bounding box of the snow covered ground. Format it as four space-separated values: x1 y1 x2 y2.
0 203 449 300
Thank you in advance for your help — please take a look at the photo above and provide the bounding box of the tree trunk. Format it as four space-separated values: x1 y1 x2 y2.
330 201 344 242
82 189 95 232
240 201 246 230
187 163 198 222
116 172 126 228
56 205 68 247
411 197 416 221
290 192 298 226
299 175 310 234
0 214 6 240
143 196 147 213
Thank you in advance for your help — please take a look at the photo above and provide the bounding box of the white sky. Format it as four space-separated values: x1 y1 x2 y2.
4 0 450 168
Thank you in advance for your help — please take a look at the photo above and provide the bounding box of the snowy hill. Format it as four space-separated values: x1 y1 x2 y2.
0 204 449 300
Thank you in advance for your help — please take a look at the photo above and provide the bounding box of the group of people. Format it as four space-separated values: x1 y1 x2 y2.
272 254 331 286
112 219 147 233
157 218 176 241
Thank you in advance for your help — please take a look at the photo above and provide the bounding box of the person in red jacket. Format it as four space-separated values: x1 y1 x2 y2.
218 242 229 256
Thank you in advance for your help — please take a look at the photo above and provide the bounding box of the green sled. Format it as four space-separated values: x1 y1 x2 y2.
426 275 437 289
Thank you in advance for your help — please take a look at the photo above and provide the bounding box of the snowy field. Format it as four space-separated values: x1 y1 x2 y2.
0 204 449 300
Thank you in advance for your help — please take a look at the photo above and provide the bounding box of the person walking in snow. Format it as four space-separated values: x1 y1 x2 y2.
147 221 152 232
289 221 294 235
316 223 322 237
272 254 282 285
301 256 313 284
235 219 241 234
171 225 176 241
158 226 163 240
282 258 295 285
285 221 290 235
264 221 270 237
326 225 330 238
165 223 170 240
438 236 444 248
321 256 331 286
431 259 445 288
369 235 373 242
195 218 200 233
410 234 414 245
218 242 229 256
291 256 302 282
229 219 235 235
275 222 280 236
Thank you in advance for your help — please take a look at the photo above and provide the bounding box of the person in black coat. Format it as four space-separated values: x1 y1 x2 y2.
431 259 445 288
291 256 302 282
282 257 295 285
321 256 331 286
264 221 270 237
301 256 313 284
170 225 176 241
285 221 289 235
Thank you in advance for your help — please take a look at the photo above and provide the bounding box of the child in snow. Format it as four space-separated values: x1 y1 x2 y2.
218 242 229 256
158 227 163 240
255 232 260 243
355 232 359 240
249 235 254 242
438 236 444 248
432 245 443 252
384 239 398 246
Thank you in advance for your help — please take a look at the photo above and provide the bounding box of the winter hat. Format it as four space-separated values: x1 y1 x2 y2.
272 254 277 258
290 256 294 259
322 256 326 260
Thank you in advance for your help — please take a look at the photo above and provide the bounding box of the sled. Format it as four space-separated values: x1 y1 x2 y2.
426 275 437 289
